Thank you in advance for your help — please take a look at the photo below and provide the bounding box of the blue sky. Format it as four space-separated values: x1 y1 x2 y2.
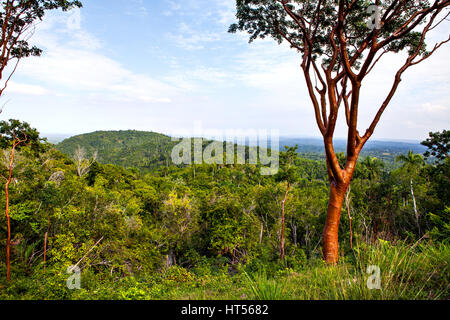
1 0 449 141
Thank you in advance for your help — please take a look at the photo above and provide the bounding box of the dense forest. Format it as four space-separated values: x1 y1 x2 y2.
0 120 448 300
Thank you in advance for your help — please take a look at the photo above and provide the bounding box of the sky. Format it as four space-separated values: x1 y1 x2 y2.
1 0 449 141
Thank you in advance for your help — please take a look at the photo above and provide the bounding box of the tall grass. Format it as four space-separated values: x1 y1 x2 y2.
243 270 288 300
242 241 449 300
282 240 449 300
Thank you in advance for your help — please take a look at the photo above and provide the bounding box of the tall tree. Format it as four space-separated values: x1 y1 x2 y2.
0 0 82 98
359 157 384 182
230 0 450 263
275 145 299 260
396 151 425 235
0 119 40 281
421 130 449 213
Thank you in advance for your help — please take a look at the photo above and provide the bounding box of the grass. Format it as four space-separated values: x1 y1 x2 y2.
243 270 288 300
1 241 448 300
273 240 449 300
172 241 449 300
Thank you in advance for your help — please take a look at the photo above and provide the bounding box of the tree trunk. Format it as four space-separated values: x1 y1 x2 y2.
292 223 297 246
345 186 353 250
43 214 50 270
280 183 290 260
322 181 348 264
165 250 176 269
259 222 263 244
43 232 48 267
5 178 11 281
410 178 421 235
5 143 18 281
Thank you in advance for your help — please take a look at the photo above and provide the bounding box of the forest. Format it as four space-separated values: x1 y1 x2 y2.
0 121 448 300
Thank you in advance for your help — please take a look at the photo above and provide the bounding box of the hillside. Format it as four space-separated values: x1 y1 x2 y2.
57 130 177 170
57 130 428 172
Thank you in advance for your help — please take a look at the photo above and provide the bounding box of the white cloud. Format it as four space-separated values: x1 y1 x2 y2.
215 0 236 25
7 82 50 96
168 22 223 50
13 10 177 105
126 0 148 18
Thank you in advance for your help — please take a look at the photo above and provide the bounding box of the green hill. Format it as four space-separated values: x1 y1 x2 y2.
56 130 177 171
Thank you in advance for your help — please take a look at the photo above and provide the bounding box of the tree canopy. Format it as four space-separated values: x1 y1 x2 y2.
0 0 82 96
421 130 449 163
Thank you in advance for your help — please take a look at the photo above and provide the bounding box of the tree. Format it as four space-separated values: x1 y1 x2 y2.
396 151 425 235
275 145 299 260
230 0 450 263
421 130 449 163
74 145 97 177
358 156 384 182
0 119 40 280
0 0 82 98
421 130 450 213
161 191 198 267
352 156 385 242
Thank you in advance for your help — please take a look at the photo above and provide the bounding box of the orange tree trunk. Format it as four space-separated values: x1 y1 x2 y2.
5 145 16 281
322 181 349 264
5 140 21 281
5 180 11 281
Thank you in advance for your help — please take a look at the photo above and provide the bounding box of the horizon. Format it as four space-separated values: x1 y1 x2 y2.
41 129 428 145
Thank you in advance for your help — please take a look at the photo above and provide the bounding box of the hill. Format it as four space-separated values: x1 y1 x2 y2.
57 130 177 170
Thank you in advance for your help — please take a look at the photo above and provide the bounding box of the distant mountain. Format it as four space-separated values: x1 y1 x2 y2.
279 137 427 163
57 130 177 171
42 133 74 144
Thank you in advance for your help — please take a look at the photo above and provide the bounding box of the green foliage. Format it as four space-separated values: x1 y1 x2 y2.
243 270 288 300
0 121 448 300
275 145 299 184
164 266 195 283
422 130 449 163
0 1 82 61
396 151 425 175
229 0 435 62
0 119 44 154
56 130 177 171
428 207 450 242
